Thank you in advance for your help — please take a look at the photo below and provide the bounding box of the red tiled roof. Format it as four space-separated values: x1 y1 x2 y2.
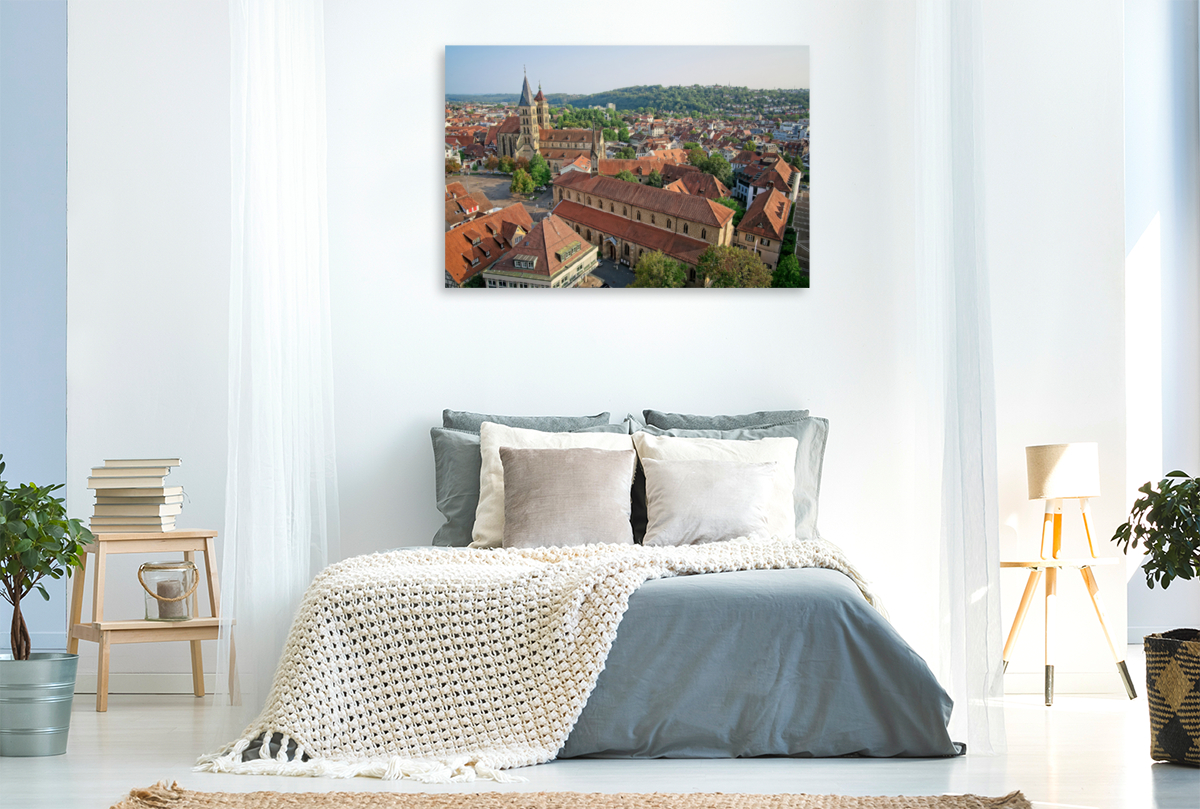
552 200 712 267
597 158 669 178
542 148 592 161
552 174 733 229
540 128 598 145
663 172 729 200
445 182 469 202
445 190 493 225
561 156 592 171
742 154 796 194
661 164 701 184
444 204 533 285
737 187 791 241
650 149 689 164
487 215 592 281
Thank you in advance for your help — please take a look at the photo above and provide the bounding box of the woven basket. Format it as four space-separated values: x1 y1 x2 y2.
1145 629 1200 766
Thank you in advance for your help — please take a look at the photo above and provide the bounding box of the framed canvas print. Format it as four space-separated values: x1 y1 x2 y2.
444 45 809 289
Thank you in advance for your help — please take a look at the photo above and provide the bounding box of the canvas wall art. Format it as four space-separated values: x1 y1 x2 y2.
444 45 809 289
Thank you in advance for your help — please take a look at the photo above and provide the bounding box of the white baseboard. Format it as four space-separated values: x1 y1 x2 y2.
1004 671 1127 695
73 671 218 695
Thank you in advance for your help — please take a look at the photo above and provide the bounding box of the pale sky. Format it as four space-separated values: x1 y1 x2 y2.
445 46 809 96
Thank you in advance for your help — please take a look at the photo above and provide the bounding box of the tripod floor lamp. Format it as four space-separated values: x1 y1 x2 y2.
1001 442 1138 705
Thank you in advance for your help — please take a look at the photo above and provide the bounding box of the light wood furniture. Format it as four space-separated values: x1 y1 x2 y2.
67 530 234 711
1001 555 1136 706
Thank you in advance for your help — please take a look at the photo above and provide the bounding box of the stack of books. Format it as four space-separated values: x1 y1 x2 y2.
87 459 184 533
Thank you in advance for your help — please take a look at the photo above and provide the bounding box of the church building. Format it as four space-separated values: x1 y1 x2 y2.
494 74 605 175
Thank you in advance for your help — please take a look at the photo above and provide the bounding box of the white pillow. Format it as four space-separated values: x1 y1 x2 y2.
641 458 777 546
470 422 635 549
632 431 798 541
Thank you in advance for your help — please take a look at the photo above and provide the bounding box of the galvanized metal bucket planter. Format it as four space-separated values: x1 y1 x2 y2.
0 652 79 756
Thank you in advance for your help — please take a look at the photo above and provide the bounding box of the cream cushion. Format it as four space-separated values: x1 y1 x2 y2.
501 447 637 548
641 458 777 546
632 431 798 541
470 422 635 549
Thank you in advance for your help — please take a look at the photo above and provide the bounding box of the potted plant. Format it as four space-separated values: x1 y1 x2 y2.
0 453 93 756
1112 470 1200 767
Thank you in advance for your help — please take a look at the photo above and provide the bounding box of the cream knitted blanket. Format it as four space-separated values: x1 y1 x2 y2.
196 536 878 782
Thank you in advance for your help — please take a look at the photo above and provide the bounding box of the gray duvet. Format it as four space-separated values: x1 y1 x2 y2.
559 567 961 759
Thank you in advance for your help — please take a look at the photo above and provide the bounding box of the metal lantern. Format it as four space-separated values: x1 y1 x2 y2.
138 560 198 621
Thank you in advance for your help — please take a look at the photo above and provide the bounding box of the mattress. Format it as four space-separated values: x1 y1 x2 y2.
559 567 960 759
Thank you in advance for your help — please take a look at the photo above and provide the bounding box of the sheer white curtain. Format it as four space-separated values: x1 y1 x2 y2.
216 0 339 720
914 0 1006 754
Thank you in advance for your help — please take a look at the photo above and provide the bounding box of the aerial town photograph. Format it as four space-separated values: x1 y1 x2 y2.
444 45 809 289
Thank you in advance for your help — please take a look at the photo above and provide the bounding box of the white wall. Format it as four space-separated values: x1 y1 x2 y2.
66 0 230 688
65 0 1136 693
985 0 1132 690
1123 0 1200 641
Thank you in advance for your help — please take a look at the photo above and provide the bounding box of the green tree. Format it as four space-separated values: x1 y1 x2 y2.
616 146 636 160
702 153 733 186
772 254 803 288
683 141 701 151
648 169 663 188
615 170 639 183
618 126 630 142
445 158 461 174
510 168 535 195
463 274 486 288
715 197 746 228
603 128 618 142
528 154 552 187
498 156 514 174
514 156 530 173
631 251 686 288
696 245 771 288
780 226 797 258
687 147 707 167
742 140 756 151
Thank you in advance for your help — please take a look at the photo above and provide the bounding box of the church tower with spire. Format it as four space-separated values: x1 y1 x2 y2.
534 83 551 131
515 72 540 161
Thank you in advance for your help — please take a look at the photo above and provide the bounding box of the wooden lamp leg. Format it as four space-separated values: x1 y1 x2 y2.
1003 568 1044 673
1080 498 1098 558
1045 566 1057 706
1079 566 1137 699
1039 501 1054 559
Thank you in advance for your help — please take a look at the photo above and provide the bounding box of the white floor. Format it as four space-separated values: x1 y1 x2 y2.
3 646 1197 809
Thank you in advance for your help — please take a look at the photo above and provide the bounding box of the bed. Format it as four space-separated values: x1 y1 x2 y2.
563 567 958 759
199 408 961 781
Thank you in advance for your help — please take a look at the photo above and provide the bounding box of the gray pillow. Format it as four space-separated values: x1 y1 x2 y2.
640 417 828 540
641 458 776 547
442 409 611 433
642 409 810 430
430 422 631 547
500 447 637 548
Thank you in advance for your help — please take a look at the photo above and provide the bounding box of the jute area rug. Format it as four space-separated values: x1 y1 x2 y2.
111 782 1031 809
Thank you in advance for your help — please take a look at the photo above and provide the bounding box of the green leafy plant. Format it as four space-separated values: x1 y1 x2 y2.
0 454 93 660
1112 470 1200 589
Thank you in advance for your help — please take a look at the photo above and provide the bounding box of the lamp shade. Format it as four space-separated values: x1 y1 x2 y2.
1026 443 1101 500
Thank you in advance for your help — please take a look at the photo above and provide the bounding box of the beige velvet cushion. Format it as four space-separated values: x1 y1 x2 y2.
641 458 777 546
471 422 635 549
500 447 637 549
632 431 798 540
